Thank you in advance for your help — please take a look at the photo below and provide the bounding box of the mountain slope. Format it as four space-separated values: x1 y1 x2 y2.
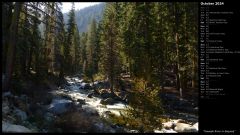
64 3 105 33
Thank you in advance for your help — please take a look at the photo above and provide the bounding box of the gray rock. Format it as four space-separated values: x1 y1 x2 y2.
3 91 12 97
19 94 28 101
100 98 117 105
82 105 99 116
2 121 32 133
87 93 93 98
106 98 118 104
174 123 197 132
63 89 69 92
110 124 126 133
79 83 92 90
14 108 27 121
2 105 10 114
92 122 104 132
101 93 114 99
61 94 72 101
77 99 86 105
2 100 10 114
162 121 175 129
103 111 112 117
192 122 198 131
48 99 73 115
44 112 55 122
2 74 5 83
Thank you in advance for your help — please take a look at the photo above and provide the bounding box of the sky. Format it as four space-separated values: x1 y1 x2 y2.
61 2 102 13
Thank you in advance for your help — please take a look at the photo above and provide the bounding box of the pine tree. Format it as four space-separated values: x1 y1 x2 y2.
54 2 66 80
31 2 42 79
2 2 14 75
80 32 88 75
74 26 81 73
3 2 23 91
66 3 76 73
86 19 98 83
100 2 121 94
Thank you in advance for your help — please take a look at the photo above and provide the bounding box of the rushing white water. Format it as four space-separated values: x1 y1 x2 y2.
54 76 129 117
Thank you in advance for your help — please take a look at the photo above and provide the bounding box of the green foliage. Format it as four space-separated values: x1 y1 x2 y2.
99 2 122 92
126 78 164 132
107 78 164 133
63 3 82 74
93 73 105 81
118 2 198 90
85 19 99 81
109 113 142 130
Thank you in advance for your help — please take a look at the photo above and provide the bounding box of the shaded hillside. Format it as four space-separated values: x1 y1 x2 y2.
64 3 105 33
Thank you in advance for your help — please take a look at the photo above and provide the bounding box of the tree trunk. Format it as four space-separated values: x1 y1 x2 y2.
192 55 197 88
27 46 34 74
176 33 183 98
2 3 13 75
174 3 183 98
3 2 23 91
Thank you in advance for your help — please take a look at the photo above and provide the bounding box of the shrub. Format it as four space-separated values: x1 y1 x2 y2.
108 78 164 132
93 73 105 81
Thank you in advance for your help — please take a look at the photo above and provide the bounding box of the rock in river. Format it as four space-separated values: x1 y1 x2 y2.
13 108 27 121
87 93 94 98
174 123 197 132
79 83 92 90
100 98 118 105
77 99 86 105
192 122 198 131
47 99 73 115
2 121 32 133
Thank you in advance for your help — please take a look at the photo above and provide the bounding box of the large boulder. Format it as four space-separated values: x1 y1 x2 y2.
2 91 13 97
44 112 55 123
77 99 86 105
82 105 99 116
94 81 109 89
12 97 28 113
13 108 27 121
2 121 32 133
100 98 117 105
47 99 73 115
174 123 197 132
192 122 198 131
100 92 114 99
102 111 112 118
79 83 92 90
2 99 11 115
87 93 94 98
